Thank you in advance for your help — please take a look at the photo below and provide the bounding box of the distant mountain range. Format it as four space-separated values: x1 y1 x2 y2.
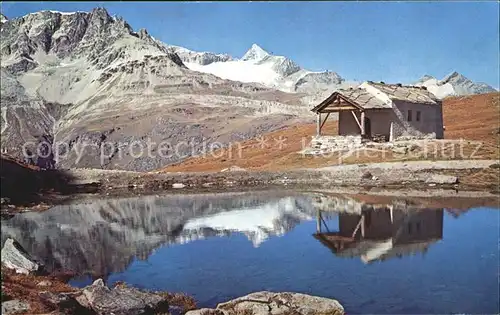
168 43 496 98
0 8 497 171
414 71 496 99
171 43 353 96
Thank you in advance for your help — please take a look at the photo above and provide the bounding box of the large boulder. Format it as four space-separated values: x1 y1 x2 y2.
1 238 42 274
186 291 344 315
76 279 169 315
1 300 30 315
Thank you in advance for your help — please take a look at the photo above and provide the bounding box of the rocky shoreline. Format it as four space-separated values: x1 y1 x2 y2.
1 238 344 315
1 158 498 216
67 159 500 192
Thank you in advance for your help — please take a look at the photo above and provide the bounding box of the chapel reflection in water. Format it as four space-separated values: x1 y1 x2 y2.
312 196 444 263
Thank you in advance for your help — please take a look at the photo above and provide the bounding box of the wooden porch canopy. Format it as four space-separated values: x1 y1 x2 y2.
311 91 366 136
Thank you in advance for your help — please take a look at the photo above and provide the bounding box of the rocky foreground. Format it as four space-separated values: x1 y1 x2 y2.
1 238 344 315
186 292 344 315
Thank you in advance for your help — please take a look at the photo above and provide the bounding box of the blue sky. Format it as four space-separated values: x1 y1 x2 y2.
2 1 499 87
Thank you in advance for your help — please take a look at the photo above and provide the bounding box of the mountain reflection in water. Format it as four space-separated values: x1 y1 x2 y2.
0 191 315 277
1 190 498 314
1 191 465 276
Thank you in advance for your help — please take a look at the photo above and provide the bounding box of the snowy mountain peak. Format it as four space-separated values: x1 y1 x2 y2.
1 13 8 23
242 43 270 61
418 74 435 82
416 71 496 99
169 45 233 65
440 71 468 85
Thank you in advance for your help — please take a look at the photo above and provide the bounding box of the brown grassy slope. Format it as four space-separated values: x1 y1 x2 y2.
160 92 500 173
443 92 500 143
160 122 338 172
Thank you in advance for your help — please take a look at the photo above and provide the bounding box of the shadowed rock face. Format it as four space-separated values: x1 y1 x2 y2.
1 191 316 278
0 154 78 207
1 8 311 171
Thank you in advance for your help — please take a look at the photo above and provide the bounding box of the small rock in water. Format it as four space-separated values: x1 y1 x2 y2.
1 238 42 274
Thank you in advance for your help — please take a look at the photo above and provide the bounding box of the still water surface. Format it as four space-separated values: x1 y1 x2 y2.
2 191 498 314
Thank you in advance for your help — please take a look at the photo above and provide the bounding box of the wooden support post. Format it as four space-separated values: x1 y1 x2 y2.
320 112 330 132
361 214 365 237
317 210 321 233
316 113 321 136
351 111 362 130
389 122 394 142
351 216 364 238
360 111 366 136
320 215 330 233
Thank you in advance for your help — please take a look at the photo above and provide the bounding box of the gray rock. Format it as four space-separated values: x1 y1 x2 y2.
78 279 169 315
37 280 53 287
1 238 41 274
186 291 344 315
38 291 92 314
425 174 459 184
186 309 223 315
1 300 30 315
362 171 373 180
92 278 105 287
220 165 246 172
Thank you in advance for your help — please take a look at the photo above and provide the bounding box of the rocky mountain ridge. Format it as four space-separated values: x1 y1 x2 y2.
179 42 356 97
172 43 496 99
0 8 310 171
415 71 496 99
